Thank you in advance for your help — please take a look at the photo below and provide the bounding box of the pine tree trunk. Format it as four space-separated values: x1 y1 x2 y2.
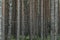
2 0 5 40
22 0 25 40
32 0 36 40
0 0 2 40
16 0 20 40
7 0 12 40
41 0 44 40
29 0 33 40
50 0 55 40
54 0 58 40
51 0 58 40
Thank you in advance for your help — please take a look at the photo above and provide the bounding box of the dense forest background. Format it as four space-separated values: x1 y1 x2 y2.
2 0 60 40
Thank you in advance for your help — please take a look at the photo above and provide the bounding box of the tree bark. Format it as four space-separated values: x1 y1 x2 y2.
54 0 58 40
22 0 25 40
7 0 12 40
2 0 5 40
50 0 55 40
41 0 44 40
16 0 20 40
29 0 33 40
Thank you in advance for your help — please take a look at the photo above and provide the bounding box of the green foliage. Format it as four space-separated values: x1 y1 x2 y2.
57 36 60 40
11 36 15 40
11 35 60 40
25 35 29 40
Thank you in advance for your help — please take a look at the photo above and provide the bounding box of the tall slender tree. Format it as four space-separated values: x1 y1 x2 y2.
2 0 5 40
50 0 56 40
41 0 44 40
58 0 60 35
54 0 58 40
32 0 36 40
36 0 40 38
37 0 41 36
45 0 50 39
0 0 2 40
22 0 25 40
29 0 33 40
7 0 12 40
38 0 41 37
16 0 20 40
51 0 59 40
43 0 46 39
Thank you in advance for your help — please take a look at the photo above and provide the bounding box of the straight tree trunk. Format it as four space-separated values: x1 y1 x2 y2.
50 0 55 40
43 0 46 39
29 0 33 40
51 0 58 40
36 0 40 37
38 0 41 37
7 0 12 40
34 0 39 39
38 0 41 38
54 0 58 40
41 0 44 40
2 0 5 40
22 0 25 40
16 0 20 40
0 0 2 40
58 0 60 35
32 0 36 40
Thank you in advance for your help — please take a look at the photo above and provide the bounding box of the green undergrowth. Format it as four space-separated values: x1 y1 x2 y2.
11 35 60 40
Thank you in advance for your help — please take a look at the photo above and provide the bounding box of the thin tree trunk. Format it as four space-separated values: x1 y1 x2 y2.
29 0 33 40
43 0 46 40
22 0 25 40
38 0 41 38
38 0 41 37
0 0 2 40
50 0 55 40
37 0 39 35
54 0 58 40
7 0 12 40
51 0 58 40
32 0 36 40
58 0 60 35
35 0 39 39
45 0 50 39
2 0 5 40
16 0 20 40
36 0 40 37
41 0 44 40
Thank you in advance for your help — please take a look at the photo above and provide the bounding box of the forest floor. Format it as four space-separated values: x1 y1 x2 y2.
11 35 51 40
